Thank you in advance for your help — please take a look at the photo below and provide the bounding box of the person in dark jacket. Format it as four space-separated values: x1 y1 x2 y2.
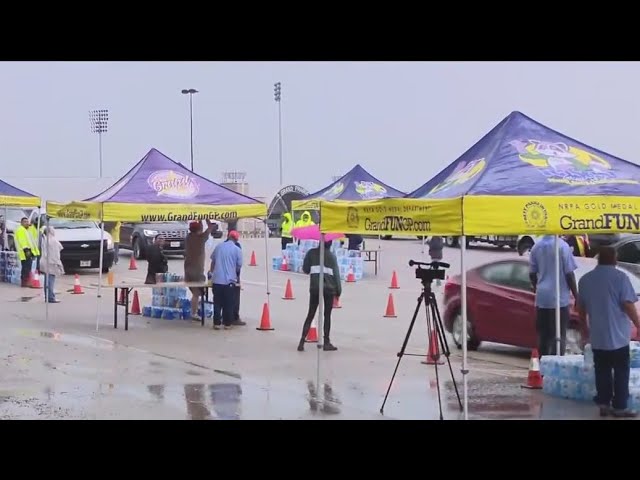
145 235 168 284
298 240 342 352
346 234 363 251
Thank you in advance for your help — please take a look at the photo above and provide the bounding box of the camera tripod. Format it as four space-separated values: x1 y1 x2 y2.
380 276 462 420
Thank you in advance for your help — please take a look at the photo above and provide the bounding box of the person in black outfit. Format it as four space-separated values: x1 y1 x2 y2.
144 235 168 284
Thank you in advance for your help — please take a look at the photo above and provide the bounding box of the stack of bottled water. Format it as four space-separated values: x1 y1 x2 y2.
0 251 23 285
271 239 364 280
541 341 640 409
141 272 212 320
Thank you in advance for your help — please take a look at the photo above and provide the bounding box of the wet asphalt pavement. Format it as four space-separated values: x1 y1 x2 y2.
0 237 621 419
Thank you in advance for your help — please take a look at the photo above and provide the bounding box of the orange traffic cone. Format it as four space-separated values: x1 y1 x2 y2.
333 296 342 309
306 320 318 343
130 291 141 315
421 330 445 365
383 293 397 318
522 349 543 389
389 270 400 289
118 288 125 305
72 274 84 295
346 265 356 283
256 303 274 331
280 255 289 272
30 272 41 289
282 279 295 300
107 270 114 286
129 255 137 270
249 251 257 267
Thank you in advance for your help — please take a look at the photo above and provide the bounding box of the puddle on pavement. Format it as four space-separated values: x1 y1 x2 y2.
16 329 116 351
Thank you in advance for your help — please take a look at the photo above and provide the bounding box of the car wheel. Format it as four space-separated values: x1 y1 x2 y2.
445 236 459 248
102 266 110 274
565 328 585 355
382 235 392 240
451 311 480 351
132 238 145 260
517 237 534 256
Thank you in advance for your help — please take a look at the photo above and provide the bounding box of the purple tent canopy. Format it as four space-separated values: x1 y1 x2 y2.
85 148 262 206
301 164 405 202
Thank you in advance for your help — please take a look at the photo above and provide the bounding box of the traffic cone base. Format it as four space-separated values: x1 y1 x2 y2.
346 265 356 283
130 291 141 315
383 293 397 318
422 330 445 365
280 255 289 272
522 349 543 389
249 251 257 267
72 274 84 294
389 270 400 289
30 273 41 289
256 303 274 331
333 296 342 309
282 279 295 300
306 326 318 343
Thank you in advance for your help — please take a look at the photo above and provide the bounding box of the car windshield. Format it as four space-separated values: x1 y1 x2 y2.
47 218 96 229
574 263 640 295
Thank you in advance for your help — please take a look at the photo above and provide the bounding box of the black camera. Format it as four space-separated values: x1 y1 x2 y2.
408 259 449 282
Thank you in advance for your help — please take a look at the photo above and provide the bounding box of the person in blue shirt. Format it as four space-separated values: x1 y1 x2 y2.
229 237 245 326
529 235 578 356
209 231 243 330
577 246 640 417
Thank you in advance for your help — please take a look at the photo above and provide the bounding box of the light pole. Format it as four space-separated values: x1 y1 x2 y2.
89 109 108 178
274 82 283 186
181 88 198 171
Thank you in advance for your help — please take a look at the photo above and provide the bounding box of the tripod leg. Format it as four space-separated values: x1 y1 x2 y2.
424 294 444 420
380 293 424 414
429 293 463 412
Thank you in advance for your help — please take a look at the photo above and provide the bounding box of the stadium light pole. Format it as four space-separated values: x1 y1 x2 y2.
181 88 198 171
89 109 109 178
274 82 283 186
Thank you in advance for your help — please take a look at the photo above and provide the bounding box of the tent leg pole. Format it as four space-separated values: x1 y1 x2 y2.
263 220 271 309
555 235 561 356
461 236 468 420
316 234 325 401
96 219 104 332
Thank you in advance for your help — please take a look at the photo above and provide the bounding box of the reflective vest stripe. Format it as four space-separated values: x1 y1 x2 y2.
310 266 334 276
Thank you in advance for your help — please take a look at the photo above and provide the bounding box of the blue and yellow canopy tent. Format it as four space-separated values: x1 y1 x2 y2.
319 111 640 419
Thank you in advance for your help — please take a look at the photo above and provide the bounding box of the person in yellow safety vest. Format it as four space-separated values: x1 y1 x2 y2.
281 212 293 251
15 217 38 287
294 211 315 245
110 221 121 265
565 235 590 257
27 219 41 272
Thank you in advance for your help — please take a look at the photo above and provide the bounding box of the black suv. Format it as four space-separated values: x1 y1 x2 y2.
116 222 223 259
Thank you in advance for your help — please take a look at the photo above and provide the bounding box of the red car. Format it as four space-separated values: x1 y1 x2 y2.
443 257 640 354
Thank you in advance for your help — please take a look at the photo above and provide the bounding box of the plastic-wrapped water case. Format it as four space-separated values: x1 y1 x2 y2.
151 307 164 319
630 342 640 368
583 344 593 367
162 307 182 320
540 356 559 378
542 376 560 396
198 303 213 318
559 379 580 399
142 306 152 317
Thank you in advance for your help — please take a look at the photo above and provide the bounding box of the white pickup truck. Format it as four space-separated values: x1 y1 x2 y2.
1 208 115 273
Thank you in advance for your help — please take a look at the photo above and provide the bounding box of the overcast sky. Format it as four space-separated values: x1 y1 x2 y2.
1 61 639 201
